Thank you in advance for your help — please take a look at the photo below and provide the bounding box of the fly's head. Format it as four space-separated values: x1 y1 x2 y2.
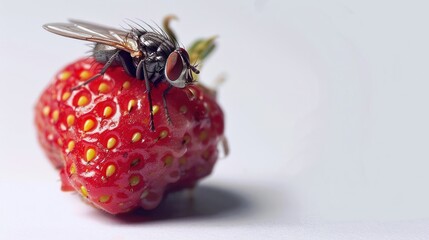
165 48 200 88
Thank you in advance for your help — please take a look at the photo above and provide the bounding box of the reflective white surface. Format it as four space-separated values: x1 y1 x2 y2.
1 0 429 239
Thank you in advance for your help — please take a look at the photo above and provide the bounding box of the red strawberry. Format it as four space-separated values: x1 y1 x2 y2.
35 58 224 214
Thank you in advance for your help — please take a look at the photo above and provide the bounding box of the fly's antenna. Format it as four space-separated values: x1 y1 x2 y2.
190 64 200 74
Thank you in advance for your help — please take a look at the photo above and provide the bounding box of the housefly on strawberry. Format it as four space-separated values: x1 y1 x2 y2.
43 19 200 131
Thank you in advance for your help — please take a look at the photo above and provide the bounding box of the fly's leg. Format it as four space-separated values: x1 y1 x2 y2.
137 60 155 131
71 50 120 91
136 59 144 80
162 85 173 125
118 51 136 77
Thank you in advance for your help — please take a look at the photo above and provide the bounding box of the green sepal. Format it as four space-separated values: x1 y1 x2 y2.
188 36 217 65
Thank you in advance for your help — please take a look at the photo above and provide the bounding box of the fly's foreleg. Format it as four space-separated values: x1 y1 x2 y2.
162 85 173 125
137 60 155 131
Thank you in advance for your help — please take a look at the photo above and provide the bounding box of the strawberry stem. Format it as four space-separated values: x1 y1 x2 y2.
162 15 179 45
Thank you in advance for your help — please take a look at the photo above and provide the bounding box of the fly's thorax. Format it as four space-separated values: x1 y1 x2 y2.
139 32 176 59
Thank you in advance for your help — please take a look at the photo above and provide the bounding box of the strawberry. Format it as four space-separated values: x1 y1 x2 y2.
35 57 224 214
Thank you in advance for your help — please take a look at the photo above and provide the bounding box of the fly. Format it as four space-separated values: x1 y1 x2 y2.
43 19 200 131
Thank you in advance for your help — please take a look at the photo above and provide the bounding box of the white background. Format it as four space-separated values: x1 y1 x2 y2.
1 0 429 239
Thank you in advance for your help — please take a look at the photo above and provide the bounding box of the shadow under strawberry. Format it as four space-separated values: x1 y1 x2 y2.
87 184 250 223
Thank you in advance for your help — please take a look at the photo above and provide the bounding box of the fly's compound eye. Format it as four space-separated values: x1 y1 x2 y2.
165 51 187 88
166 51 183 81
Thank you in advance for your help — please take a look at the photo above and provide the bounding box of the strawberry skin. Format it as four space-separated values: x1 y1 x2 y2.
35 58 224 214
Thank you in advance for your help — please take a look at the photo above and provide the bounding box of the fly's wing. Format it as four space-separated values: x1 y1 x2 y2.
43 20 141 56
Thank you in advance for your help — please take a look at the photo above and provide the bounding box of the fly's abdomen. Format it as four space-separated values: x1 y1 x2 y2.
93 43 121 64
